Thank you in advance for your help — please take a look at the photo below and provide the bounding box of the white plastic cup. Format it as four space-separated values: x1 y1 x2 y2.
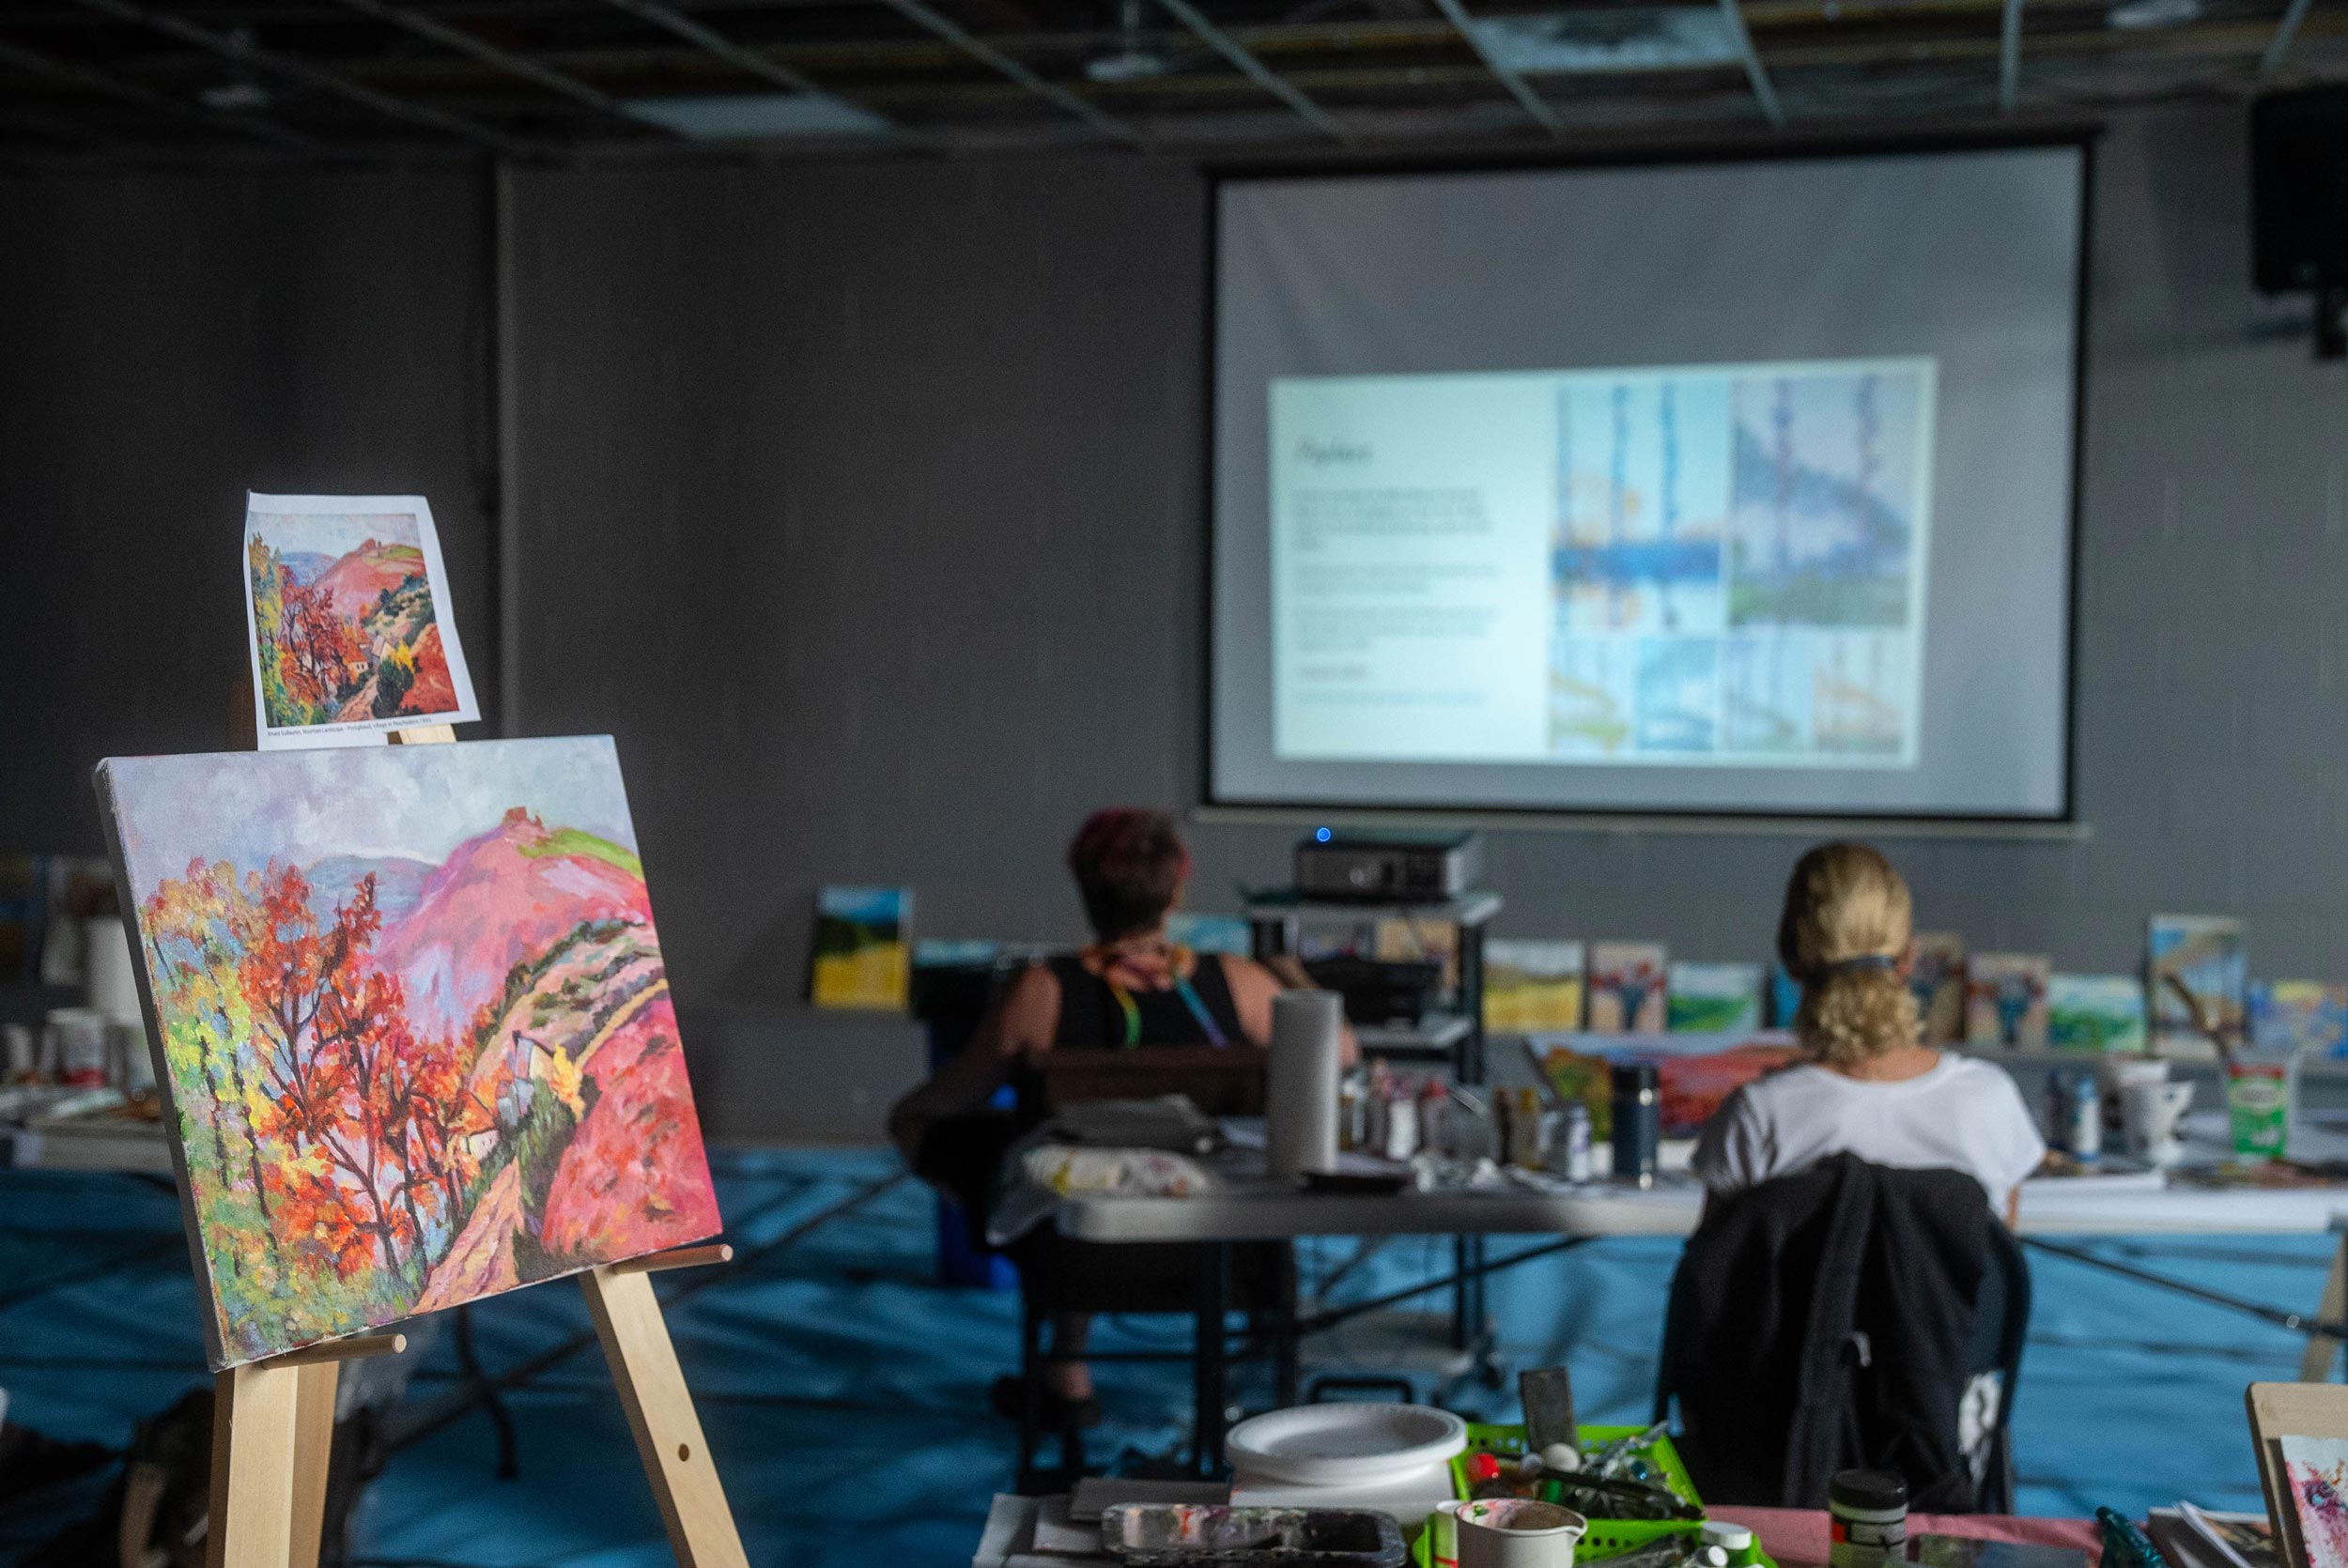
116 1022 157 1095
83 917 142 1025
1430 1499 1471 1568
1 1023 32 1080
1458 1498 1586 1568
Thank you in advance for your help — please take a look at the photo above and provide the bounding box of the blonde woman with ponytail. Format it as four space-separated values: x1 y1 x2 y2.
1691 843 2046 1224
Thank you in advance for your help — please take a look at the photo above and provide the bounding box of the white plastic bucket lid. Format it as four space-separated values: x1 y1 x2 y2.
1225 1403 1469 1487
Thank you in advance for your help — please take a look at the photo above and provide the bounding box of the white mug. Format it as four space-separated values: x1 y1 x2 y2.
2104 1056 2170 1093
44 1007 111 1086
2122 1079 2195 1166
1458 1499 1587 1568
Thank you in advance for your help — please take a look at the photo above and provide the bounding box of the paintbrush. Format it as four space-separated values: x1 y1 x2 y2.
1536 1468 1702 1521
2162 974 2238 1067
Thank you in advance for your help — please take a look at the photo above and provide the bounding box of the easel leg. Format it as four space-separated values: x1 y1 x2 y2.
580 1266 749 1568
288 1362 340 1568
2302 1225 2348 1382
207 1361 301 1568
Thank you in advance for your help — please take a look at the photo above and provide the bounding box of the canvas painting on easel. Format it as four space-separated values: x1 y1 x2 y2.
242 492 482 749
95 736 719 1367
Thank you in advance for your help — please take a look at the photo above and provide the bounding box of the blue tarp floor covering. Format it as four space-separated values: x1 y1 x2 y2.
0 1145 2331 1566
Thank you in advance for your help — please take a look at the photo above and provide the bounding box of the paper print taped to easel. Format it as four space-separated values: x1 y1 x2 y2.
95 738 718 1367
242 493 481 750
2280 1435 2348 1568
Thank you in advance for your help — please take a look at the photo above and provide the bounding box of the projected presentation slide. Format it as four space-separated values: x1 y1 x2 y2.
1272 358 1936 770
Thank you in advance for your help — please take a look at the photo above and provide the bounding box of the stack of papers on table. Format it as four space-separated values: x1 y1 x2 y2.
2145 1505 2275 1568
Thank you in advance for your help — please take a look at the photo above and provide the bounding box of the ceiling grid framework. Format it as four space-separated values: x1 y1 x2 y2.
0 0 2340 161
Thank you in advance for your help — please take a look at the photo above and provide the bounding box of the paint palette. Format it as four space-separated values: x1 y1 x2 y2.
1100 1505 1406 1567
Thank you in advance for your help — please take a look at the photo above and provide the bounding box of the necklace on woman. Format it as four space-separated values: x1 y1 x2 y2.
1084 933 1192 990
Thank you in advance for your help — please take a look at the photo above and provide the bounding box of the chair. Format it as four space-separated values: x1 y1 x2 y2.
1653 1155 2032 1512
1962 1221 2031 1513
1033 1046 1267 1118
910 960 1020 1288
1012 1048 1290 1492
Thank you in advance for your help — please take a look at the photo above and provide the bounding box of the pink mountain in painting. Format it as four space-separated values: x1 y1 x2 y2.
372 807 652 1043
310 537 428 621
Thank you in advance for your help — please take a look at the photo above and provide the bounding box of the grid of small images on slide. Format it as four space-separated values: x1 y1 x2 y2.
1549 359 1936 767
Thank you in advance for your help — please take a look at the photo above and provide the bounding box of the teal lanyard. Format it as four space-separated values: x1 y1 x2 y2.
1173 975 1231 1050
1102 954 1231 1050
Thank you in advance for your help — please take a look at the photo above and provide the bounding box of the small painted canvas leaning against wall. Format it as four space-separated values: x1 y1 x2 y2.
96 737 718 1368
242 492 482 748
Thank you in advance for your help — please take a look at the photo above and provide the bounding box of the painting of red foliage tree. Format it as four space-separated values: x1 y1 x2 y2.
243 497 478 739
98 737 718 1366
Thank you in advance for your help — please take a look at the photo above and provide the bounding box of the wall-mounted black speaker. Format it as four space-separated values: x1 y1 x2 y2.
2252 86 2348 294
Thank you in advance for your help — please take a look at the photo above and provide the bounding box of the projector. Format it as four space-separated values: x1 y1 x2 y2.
1295 830 1483 902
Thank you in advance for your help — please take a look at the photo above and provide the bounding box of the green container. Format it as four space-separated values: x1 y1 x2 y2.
2228 1059 2291 1160
1407 1422 1776 1568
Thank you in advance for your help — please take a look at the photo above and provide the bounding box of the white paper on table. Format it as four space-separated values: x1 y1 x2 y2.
240 492 482 750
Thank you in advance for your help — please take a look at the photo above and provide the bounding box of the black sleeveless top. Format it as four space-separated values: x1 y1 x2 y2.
1046 952 1247 1051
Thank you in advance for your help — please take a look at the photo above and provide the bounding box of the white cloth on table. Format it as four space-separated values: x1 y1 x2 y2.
984 1134 1216 1247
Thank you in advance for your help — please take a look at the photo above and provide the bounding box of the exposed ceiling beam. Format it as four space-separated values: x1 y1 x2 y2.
873 0 1145 144
64 0 537 156
1150 0 1351 143
1717 0 1785 125
0 33 317 151
597 0 827 93
1423 0 1563 137
1999 0 2024 108
2260 0 2314 74
324 0 650 127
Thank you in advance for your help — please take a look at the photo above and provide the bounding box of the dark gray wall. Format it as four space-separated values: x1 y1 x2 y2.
5 107 2342 1023
506 106 2348 1007
0 163 499 853
504 155 1213 1002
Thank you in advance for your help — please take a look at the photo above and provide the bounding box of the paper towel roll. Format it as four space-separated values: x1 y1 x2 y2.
1268 990 1343 1180
85 917 143 1026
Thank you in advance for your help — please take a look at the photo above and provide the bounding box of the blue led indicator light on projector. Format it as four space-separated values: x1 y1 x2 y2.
1315 827 1332 842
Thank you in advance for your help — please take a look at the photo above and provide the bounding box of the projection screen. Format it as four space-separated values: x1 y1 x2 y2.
1208 142 2087 820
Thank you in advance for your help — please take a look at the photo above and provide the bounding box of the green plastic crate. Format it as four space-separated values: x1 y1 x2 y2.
1405 1422 1777 1568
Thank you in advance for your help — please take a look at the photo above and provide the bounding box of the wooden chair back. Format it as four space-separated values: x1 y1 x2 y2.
1034 1046 1266 1117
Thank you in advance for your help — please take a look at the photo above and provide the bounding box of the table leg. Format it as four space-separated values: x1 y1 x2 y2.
1195 1241 1230 1479
2301 1225 2348 1382
1452 1235 1489 1350
453 1303 519 1479
1274 1248 1300 1410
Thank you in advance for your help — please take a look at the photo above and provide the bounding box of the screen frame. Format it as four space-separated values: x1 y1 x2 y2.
1199 127 2098 827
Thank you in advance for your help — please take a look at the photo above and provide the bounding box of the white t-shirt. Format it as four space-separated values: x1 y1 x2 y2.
1691 1053 2047 1209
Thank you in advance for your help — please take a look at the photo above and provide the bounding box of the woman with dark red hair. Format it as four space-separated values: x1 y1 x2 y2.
889 807 1351 1435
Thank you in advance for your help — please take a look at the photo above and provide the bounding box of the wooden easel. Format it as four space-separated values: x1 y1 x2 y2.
202 715 750 1567
2247 1380 2348 1568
